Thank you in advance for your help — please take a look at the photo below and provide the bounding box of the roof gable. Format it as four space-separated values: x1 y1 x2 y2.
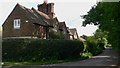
2 3 21 26
18 4 52 26
59 22 67 30
69 28 79 37
3 3 53 27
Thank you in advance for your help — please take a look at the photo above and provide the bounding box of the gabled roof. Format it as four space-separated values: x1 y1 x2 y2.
69 28 79 37
53 17 59 23
59 22 66 30
44 17 60 28
14 3 52 27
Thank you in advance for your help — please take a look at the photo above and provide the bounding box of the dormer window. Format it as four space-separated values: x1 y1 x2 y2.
14 19 20 29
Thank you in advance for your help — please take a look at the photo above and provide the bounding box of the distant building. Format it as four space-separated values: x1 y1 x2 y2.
69 28 79 40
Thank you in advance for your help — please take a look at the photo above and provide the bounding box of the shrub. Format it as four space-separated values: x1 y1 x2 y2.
81 52 92 59
49 30 65 39
85 36 103 56
2 38 84 62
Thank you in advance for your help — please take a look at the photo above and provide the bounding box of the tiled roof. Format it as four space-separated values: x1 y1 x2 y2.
17 3 52 27
32 8 50 19
45 17 60 28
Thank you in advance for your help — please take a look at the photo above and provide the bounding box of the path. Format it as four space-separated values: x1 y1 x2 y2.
2 46 120 68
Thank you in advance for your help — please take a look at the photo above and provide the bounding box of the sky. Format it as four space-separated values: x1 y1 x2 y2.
0 0 99 36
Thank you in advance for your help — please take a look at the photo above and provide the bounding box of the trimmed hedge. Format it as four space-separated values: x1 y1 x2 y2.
2 38 84 62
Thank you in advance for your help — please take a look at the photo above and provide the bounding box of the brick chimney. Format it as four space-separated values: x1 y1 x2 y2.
37 0 55 18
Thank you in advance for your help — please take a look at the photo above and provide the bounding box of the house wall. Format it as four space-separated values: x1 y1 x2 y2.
2 3 71 39
61 23 70 39
33 24 47 39
58 23 69 39
2 5 35 38
74 32 79 39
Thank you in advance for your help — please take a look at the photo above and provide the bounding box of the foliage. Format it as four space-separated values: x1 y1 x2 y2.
80 30 108 56
83 29 108 56
81 52 93 59
2 38 84 62
49 30 65 39
82 2 120 51
85 36 103 56
94 29 108 48
85 29 108 55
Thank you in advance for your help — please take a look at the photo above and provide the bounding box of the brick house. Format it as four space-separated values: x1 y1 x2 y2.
2 1 70 39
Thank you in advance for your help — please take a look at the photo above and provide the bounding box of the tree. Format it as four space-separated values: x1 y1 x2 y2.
82 2 120 51
94 29 108 49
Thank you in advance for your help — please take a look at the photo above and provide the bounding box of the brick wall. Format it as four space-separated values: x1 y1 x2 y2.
2 5 35 38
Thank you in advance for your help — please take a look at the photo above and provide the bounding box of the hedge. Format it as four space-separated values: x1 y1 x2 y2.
2 38 84 62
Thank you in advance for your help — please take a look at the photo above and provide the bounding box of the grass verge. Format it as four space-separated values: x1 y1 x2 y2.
2 56 89 66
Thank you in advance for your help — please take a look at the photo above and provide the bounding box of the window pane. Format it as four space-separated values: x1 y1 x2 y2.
18 19 20 26
15 20 17 26
14 19 20 29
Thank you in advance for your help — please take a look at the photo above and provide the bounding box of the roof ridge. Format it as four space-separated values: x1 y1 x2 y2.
17 3 32 11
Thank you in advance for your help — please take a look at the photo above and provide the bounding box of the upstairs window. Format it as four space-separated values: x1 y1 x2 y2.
14 19 20 29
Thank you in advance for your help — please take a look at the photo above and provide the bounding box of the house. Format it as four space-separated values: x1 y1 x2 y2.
59 22 70 39
2 1 70 39
69 28 79 40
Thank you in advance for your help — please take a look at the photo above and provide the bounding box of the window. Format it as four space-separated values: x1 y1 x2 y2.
14 19 20 29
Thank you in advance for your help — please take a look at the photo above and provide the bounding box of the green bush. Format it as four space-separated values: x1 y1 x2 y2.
85 36 103 56
81 52 93 59
2 38 84 62
49 30 65 39
85 41 102 56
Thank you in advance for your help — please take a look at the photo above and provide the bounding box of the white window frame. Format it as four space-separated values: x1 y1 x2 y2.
14 19 20 29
